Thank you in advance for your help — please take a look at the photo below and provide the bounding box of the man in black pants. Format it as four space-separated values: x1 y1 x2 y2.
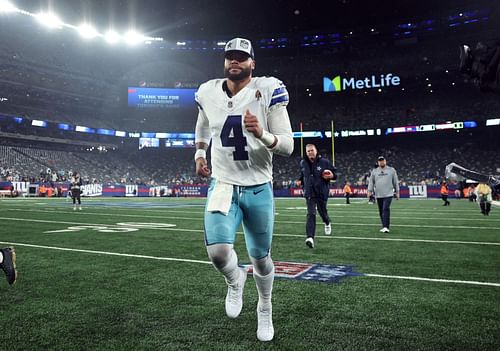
299 144 336 248
0 247 17 285
368 156 400 233
70 172 83 211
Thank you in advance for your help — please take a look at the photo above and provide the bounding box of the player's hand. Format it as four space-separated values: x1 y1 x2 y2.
195 157 211 177
396 193 400 200
367 191 372 198
243 109 263 138
322 170 334 180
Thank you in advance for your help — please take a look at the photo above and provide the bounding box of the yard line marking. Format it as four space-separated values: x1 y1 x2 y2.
0 241 212 265
269 233 500 246
5 202 497 219
0 216 499 246
1 241 498 287
4 210 499 230
364 274 500 287
6 207 500 222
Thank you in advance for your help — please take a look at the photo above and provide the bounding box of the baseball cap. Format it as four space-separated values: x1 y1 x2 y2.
224 37 254 59
377 156 385 161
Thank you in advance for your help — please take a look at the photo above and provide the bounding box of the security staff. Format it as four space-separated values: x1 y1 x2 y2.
440 180 451 206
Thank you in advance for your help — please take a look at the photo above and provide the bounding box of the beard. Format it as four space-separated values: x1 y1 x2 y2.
224 66 252 81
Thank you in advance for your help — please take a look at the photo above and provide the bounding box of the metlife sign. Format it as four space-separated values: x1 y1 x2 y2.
323 73 401 92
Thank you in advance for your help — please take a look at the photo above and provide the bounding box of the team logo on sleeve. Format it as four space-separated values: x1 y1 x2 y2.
255 90 262 100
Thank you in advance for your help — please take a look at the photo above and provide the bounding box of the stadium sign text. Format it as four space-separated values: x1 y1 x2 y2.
323 73 401 92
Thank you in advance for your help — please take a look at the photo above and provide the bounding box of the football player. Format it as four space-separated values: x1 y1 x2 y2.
194 37 293 342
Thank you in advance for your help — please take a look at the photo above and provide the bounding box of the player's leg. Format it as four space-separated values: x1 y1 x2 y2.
251 255 274 342
382 197 393 230
479 198 486 214
77 191 82 210
317 198 331 235
204 183 245 318
0 247 17 285
376 197 384 228
305 197 317 247
241 183 275 341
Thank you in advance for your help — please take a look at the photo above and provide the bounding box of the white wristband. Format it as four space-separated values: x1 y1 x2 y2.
194 149 206 161
259 130 277 148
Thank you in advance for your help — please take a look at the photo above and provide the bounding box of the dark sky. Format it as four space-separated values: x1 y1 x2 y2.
10 0 498 39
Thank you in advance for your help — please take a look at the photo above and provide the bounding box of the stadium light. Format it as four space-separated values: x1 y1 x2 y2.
124 30 144 45
35 12 64 29
0 0 17 12
78 24 98 39
105 30 120 44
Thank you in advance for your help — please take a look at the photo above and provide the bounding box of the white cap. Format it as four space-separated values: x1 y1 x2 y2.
224 37 254 59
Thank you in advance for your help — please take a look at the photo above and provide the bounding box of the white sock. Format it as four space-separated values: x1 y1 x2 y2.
219 250 241 286
0 251 3 264
253 266 274 307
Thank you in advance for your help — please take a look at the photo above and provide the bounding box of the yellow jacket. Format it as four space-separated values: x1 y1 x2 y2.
477 183 492 196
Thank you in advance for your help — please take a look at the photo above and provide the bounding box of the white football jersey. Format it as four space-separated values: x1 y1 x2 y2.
195 76 289 186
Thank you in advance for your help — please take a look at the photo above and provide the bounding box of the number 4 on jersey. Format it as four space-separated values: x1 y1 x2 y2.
220 115 249 161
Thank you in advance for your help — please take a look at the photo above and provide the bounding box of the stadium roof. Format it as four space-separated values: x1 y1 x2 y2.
9 0 498 39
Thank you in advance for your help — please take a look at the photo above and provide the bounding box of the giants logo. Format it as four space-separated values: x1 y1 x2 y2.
126 185 138 197
81 184 103 197
409 185 427 198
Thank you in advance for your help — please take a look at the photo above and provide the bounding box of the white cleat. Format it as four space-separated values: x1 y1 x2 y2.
225 267 247 318
324 223 331 235
379 227 390 233
305 237 314 248
73 207 76 211
257 304 274 342
79 206 82 211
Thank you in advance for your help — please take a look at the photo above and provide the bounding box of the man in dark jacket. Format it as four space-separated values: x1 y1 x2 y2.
70 172 83 211
299 144 336 248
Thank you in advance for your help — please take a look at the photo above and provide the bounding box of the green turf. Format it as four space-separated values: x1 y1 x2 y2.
0 197 499 350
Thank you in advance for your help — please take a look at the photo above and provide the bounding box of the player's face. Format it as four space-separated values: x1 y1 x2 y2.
378 159 386 167
306 146 317 161
224 52 254 81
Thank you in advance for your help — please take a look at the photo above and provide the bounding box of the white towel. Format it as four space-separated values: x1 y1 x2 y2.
207 181 234 216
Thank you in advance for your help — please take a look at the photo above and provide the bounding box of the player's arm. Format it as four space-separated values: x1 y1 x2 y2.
367 171 375 198
393 170 400 199
296 160 304 187
243 107 293 157
195 109 211 177
327 160 337 180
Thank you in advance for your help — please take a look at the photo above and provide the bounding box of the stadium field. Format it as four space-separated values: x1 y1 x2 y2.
0 197 499 350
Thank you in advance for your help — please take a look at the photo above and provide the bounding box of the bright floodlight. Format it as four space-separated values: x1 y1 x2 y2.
36 12 64 29
78 24 98 39
0 0 17 12
124 30 144 45
105 30 120 44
